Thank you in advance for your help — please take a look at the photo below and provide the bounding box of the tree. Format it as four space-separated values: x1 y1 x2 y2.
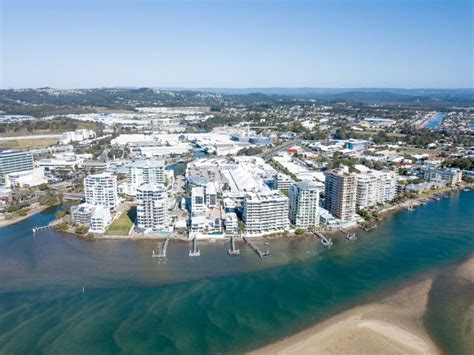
75 226 89 235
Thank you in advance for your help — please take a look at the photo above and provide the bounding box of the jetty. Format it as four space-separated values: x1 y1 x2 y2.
315 231 333 246
152 238 170 258
361 223 377 232
346 232 357 241
189 237 200 256
32 225 53 234
243 236 270 258
228 235 240 256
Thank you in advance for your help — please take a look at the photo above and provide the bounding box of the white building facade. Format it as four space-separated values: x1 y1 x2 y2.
127 160 165 195
84 172 119 210
136 183 168 232
289 181 321 229
243 191 289 235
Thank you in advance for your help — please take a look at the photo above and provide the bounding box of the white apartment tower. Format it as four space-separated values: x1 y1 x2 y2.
127 160 165 195
84 172 119 210
324 166 357 221
289 181 321 228
353 165 397 209
243 190 289 235
136 183 168 231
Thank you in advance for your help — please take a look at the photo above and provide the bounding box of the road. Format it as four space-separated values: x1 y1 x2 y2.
259 138 303 158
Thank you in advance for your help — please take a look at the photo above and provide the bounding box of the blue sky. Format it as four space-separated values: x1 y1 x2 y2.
1 0 472 89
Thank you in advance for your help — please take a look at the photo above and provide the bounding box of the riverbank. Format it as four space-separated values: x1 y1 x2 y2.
0 204 51 228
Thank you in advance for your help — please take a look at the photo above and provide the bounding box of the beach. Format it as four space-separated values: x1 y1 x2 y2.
252 279 439 355
253 257 474 355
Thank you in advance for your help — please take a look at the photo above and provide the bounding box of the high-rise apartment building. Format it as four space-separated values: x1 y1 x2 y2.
127 160 165 195
84 172 119 210
289 181 321 228
353 165 397 209
324 166 357 221
136 183 168 231
243 190 289 235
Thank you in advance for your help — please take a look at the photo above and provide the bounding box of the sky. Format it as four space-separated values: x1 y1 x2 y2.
0 0 472 89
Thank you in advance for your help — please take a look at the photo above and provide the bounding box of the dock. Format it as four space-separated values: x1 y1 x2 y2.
152 238 170 258
32 225 53 234
228 235 240 256
189 237 200 256
315 231 333 246
346 232 357 241
243 236 270 258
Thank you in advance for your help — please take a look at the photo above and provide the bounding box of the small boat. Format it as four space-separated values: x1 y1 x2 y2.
407 205 415 211
152 250 160 258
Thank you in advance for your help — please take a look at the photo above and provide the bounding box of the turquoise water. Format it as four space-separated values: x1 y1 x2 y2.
0 191 473 353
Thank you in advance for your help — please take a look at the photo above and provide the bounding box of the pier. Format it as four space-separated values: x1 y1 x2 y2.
189 237 200 256
243 236 270 258
152 238 170 258
315 231 333 246
228 235 240 256
32 225 53 234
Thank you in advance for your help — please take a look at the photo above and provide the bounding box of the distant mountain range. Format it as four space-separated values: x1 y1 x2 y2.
163 87 474 102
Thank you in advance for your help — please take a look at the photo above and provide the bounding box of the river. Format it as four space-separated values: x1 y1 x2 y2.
0 190 472 354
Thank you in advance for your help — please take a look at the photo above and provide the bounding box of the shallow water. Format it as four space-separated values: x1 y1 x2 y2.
0 191 473 353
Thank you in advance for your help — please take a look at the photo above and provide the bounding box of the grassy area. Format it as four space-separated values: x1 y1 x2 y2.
105 206 136 236
0 138 58 149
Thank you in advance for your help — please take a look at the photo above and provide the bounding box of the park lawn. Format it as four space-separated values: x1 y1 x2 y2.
0 138 59 149
105 206 136 236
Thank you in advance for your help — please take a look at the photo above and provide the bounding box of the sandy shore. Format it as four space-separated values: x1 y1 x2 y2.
251 278 439 355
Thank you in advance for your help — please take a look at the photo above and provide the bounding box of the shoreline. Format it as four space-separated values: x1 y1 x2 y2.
0 204 51 228
3 185 471 242
251 279 438 355
252 255 474 355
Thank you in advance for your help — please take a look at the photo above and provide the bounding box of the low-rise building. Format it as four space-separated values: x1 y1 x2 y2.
89 206 112 234
5 168 47 188
421 167 462 187
225 212 239 236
